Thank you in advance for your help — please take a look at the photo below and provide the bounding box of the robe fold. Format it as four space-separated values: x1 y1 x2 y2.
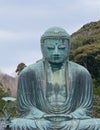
10 60 100 130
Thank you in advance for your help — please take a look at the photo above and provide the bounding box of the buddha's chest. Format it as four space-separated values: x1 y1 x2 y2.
46 68 67 106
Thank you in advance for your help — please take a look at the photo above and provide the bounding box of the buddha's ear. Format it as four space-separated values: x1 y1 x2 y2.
64 38 71 56
68 40 71 54
41 40 47 59
41 41 44 55
65 39 71 61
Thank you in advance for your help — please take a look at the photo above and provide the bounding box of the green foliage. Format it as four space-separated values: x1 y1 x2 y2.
71 36 86 49
93 91 100 118
93 107 100 118
70 43 100 79
71 20 100 117
71 20 100 49
93 86 100 96
0 82 8 116
93 78 100 88
0 82 17 117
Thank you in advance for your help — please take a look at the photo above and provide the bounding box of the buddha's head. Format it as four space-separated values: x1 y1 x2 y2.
41 27 71 64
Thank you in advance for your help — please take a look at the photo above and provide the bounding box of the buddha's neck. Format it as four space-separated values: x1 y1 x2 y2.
46 61 66 72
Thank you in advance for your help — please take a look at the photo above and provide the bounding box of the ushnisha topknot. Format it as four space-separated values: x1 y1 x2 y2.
40 26 70 44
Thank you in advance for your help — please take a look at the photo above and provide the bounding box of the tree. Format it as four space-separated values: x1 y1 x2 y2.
0 82 8 116
70 43 100 85
16 63 27 75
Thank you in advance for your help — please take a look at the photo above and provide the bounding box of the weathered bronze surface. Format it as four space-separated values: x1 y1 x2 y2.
10 27 100 129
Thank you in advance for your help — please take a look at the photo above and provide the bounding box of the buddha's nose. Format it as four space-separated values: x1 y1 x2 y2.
53 46 59 56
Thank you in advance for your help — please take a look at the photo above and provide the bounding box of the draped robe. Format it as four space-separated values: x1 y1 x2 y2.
10 60 100 130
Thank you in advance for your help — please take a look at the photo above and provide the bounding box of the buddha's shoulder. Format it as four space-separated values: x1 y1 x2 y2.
19 59 43 76
69 61 90 75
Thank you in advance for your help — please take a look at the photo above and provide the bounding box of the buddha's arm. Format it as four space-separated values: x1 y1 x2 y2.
69 70 93 119
17 72 45 119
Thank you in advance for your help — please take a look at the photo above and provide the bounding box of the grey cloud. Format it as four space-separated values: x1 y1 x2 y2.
0 0 100 74
0 0 99 33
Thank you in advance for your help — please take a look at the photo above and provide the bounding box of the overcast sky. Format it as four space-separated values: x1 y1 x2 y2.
0 0 100 76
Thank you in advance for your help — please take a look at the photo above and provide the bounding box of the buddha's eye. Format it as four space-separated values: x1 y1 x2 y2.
58 46 66 49
47 46 55 50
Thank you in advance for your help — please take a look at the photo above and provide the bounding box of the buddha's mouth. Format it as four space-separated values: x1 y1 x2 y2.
52 56 61 59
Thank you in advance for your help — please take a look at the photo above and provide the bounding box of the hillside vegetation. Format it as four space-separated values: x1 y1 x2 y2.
71 20 100 49
71 20 100 117
71 20 100 84
0 72 17 97
0 72 18 116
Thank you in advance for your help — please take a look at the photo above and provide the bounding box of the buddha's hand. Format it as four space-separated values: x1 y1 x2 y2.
64 114 73 120
43 114 56 119
42 114 73 121
54 114 73 120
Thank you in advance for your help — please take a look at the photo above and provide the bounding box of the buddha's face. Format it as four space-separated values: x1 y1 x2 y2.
42 38 69 64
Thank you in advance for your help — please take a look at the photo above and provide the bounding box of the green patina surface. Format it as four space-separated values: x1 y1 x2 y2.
7 27 100 130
